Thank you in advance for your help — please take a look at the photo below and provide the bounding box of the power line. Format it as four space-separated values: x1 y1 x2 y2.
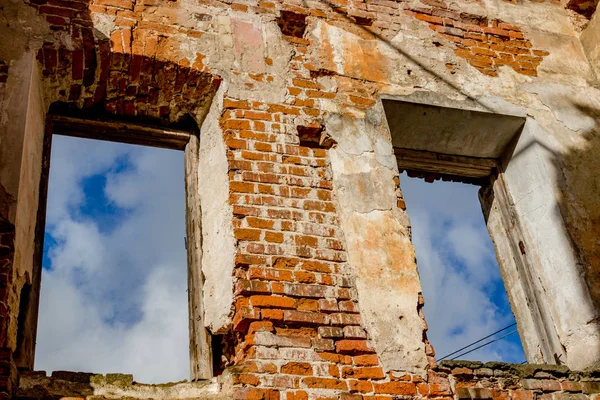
438 323 517 361
450 330 518 360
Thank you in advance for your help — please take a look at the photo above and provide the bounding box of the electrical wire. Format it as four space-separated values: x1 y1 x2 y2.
438 322 517 361
450 330 518 360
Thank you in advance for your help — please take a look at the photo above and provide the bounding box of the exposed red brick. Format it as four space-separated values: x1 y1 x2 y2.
281 362 313 375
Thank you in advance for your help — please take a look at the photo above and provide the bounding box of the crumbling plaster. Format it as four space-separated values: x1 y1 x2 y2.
389 82 600 369
327 110 428 376
356 85 600 370
199 83 237 334
325 80 600 372
0 52 46 358
310 10 600 368
0 0 599 385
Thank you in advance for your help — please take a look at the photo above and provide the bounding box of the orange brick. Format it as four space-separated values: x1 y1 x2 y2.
305 90 336 99
247 217 275 229
430 383 452 396
262 309 285 320
250 295 296 309
284 310 327 324
342 366 386 379
248 267 294 282
236 279 271 295
248 321 274 334
233 306 261 331
286 391 308 400
303 377 347 390
237 388 280 400
226 139 247 149
229 179 255 194
297 298 319 312
223 119 252 130
336 340 375 354
238 373 260 386
348 95 376 107
353 354 380 366
231 3 248 11
288 87 302 96
236 253 267 267
511 390 534 400
281 362 313 375
349 379 374 393
265 231 284 243
295 271 316 283
300 260 332 273
223 98 250 109
373 381 417 395
414 13 443 24
235 228 262 241
292 78 319 89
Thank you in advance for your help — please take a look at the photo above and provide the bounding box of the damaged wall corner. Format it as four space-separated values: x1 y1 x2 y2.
326 108 429 376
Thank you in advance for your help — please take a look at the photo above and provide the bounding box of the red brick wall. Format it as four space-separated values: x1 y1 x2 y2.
2 0 596 399
27 0 219 125
405 3 550 77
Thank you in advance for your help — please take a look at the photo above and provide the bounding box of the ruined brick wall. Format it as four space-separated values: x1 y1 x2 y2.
12 360 600 399
1 0 600 399
0 224 15 398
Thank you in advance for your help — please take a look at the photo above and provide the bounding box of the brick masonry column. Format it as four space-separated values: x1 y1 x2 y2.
218 93 433 398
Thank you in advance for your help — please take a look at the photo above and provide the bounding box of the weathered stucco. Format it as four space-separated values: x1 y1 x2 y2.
581 11 600 78
327 112 428 375
199 83 236 334
1 0 600 397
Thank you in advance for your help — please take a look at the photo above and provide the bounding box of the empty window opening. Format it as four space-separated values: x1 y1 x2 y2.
400 172 526 363
35 134 189 383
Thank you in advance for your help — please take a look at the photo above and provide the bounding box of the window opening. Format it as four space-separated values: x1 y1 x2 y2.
35 134 189 383
400 172 526 363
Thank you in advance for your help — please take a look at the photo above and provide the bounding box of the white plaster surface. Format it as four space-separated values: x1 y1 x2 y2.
199 85 236 334
327 111 428 376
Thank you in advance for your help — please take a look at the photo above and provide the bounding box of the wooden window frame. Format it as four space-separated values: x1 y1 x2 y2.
20 114 213 380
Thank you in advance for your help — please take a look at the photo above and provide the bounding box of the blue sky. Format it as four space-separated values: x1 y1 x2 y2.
36 136 524 383
37 135 189 383
400 172 525 363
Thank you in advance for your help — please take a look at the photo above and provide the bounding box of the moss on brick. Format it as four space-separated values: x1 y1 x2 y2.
439 360 484 369
105 373 134 386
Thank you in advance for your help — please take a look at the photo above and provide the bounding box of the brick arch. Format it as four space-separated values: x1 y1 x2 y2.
0 2 223 396
28 0 221 125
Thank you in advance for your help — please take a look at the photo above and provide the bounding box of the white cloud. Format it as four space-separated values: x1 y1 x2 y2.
36 135 189 383
45 137 130 225
36 135 524 382
400 173 524 363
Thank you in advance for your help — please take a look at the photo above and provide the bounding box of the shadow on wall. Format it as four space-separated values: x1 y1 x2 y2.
0 0 221 386
308 0 600 365
492 100 600 365
29 0 219 126
558 104 600 312
307 0 496 111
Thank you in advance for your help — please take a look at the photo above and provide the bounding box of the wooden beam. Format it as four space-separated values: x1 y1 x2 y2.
394 147 498 179
49 115 191 150
185 134 213 380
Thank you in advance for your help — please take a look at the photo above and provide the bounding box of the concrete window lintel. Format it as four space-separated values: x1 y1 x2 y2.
328 91 600 372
